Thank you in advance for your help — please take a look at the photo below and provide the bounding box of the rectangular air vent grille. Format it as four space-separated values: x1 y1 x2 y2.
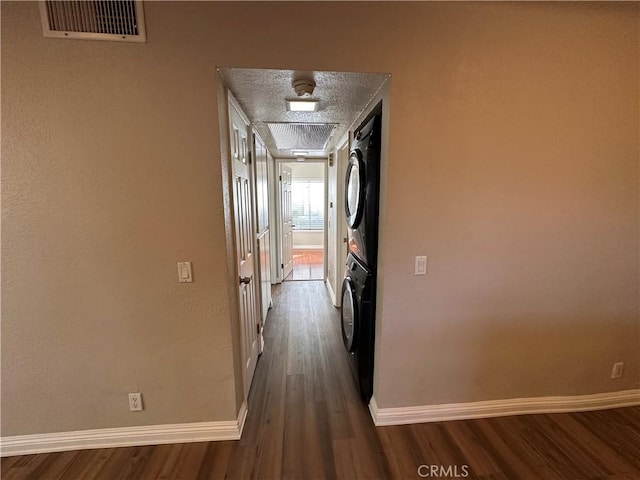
39 1 146 43
266 123 337 151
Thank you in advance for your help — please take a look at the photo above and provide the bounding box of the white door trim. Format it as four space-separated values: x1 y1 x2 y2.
273 158 328 284
228 91 250 126
280 163 294 281
333 138 350 307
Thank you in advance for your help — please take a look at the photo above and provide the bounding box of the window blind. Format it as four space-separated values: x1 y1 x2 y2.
291 179 324 231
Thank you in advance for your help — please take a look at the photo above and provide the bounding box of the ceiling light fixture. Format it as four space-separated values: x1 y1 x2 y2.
286 76 318 112
292 150 308 156
286 100 319 112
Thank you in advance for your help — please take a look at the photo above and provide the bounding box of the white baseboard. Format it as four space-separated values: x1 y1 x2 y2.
369 389 640 426
326 277 337 306
236 400 248 436
1 401 248 457
294 245 323 250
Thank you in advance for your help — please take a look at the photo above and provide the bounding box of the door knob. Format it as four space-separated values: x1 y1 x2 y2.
239 276 251 285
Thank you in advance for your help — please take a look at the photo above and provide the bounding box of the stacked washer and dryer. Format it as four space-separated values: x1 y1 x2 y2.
340 104 382 402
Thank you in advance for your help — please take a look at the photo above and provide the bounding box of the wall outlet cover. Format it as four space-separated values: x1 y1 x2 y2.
128 392 143 411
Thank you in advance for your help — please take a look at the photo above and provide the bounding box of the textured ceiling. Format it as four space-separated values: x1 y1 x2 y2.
218 68 389 158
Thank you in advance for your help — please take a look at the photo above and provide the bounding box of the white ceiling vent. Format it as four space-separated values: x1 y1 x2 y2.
266 123 337 151
39 1 146 43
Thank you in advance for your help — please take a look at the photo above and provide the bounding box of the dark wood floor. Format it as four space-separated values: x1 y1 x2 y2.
2 281 639 479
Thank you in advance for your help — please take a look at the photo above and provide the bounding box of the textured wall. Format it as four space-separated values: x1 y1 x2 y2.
372 2 640 406
2 1 638 436
1 2 240 436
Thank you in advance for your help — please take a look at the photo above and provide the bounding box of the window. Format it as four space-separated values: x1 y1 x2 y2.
292 178 324 230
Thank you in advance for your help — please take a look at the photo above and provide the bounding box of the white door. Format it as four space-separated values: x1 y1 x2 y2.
281 165 294 280
229 100 260 398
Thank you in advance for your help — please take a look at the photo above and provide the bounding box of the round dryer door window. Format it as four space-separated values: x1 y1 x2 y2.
341 277 358 353
345 150 365 229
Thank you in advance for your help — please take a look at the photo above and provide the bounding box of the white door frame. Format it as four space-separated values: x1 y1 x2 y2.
332 138 350 306
272 158 328 283
280 163 294 281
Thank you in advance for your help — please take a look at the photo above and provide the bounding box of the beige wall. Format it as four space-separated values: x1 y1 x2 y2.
293 231 323 249
373 3 640 407
2 1 638 436
1 2 243 436
288 162 324 180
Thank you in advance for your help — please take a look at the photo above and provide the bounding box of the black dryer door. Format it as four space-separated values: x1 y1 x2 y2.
345 150 366 229
340 276 359 353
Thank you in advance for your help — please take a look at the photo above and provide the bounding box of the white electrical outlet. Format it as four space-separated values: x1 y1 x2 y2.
611 362 624 379
128 392 143 411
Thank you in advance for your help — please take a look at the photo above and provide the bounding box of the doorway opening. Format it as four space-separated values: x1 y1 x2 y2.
217 67 390 402
282 160 325 281
218 65 389 301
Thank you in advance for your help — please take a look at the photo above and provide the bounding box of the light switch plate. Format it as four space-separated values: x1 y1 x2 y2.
177 262 192 283
415 256 428 275
611 362 624 379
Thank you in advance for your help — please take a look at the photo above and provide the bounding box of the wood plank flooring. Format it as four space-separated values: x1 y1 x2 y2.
286 249 324 281
2 281 639 479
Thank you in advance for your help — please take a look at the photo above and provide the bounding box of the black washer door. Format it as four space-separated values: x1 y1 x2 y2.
345 150 366 229
341 277 359 353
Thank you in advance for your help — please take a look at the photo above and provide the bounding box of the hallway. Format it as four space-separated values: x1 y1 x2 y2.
2 282 639 479
225 281 389 478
